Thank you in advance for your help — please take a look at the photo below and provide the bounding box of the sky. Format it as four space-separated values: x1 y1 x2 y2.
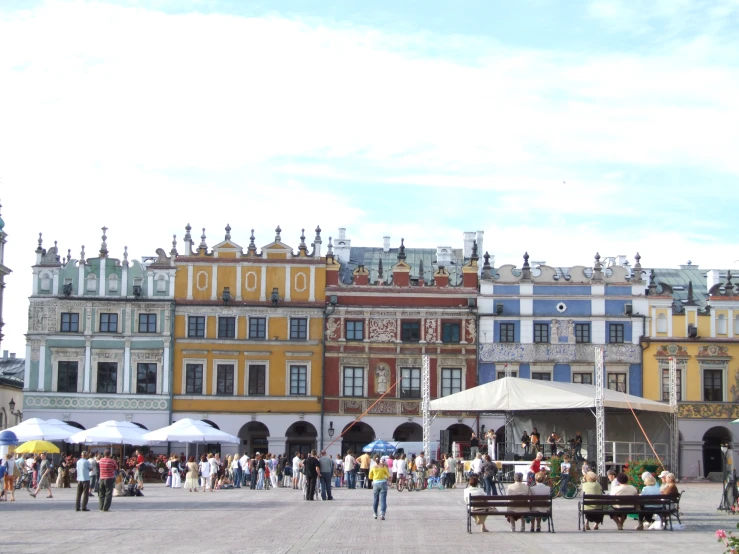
0 0 738 355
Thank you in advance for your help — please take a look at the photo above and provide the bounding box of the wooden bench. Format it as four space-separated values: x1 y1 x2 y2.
578 493 681 531
467 495 554 533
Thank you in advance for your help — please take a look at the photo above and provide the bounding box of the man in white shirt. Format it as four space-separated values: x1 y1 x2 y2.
239 453 249 488
344 450 356 489
415 452 426 485
470 453 483 476
292 452 302 489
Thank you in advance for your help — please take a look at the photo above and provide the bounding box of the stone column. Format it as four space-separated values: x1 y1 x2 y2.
83 339 92 393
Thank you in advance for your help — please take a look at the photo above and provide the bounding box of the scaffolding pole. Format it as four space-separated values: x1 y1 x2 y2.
422 354 431 460
595 347 606 477
669 357 679 476
504 363 513 458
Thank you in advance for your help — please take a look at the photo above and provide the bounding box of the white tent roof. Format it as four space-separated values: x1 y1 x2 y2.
142 418 239 444
429 377 673 413
68 420 153 445
5 418 74 442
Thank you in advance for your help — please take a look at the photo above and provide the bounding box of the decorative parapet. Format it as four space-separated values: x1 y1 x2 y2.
479 343 641 364
678 403 739 419
25 393 169 411
340 399 420 415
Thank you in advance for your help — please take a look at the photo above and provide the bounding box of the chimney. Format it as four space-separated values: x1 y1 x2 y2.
338 228 346 241
617 255 628 266
463 231 475 259
707 269 721 291
9 353 15 359
2 350 7 361
383 236 390 253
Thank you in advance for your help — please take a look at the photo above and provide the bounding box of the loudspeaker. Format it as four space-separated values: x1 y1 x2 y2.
504 452 515 461
440 430 450 455
586 429 596 463
522 453 535 461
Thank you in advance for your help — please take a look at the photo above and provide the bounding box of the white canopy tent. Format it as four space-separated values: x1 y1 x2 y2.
142 419 239 444
4 418 75 442
430 377 672 413
68 420 153 445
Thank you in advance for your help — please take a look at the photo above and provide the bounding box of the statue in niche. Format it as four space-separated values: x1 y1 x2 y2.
376 364 390 394
326 317 340 340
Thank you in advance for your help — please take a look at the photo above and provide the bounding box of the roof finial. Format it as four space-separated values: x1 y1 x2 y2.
171 234 178 257
314 226 322 242
36 232 43 253
418 258 424 281
482 251 493 279
521 252 531 281
686 281 695 304
80 245 86 264
726 270 734 296
123 246 128 266
248 229 257 255
634 252 641 269
225 224 231 241
184 223 192 243
199 228 207 251
397 238 406 261
66 249 71 264
327 236 334 256
471 240 479 260
378 257 384 279
99 226 109 258
647 269 658 295
298 228 307 254
275 225 282 242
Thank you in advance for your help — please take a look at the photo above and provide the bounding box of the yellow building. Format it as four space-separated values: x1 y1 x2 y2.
643 268 739 479
172 224 327 457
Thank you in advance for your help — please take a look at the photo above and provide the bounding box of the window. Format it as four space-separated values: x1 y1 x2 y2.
575 324 590 344
218 317 236 339
607 373 627 393
400 368 421 398
136 363 157 394
156 275 167 293
609 323 624 344
531 372 551 381
100 313 118 333
57 361 78 393
661 367 682 402
188 316 205 338
657 313 668 333
96 362 117 393
497 371 518 379
704 369 723 401
346 320 364 341
290 365 307 395
401 321 421 342
185 364 203 394
290 318 308 340
138 314 157 333
534 323 549 344
499 323 515 343
216 364 234 395
108 275 119 292
248 365 266 396
718 314 727 335
86 274 97 292
442 323 461 343
441 368 462 396
573 373 592 385
40 273 51 291
61 313 79 333
343 367 365 397
249 317 266 339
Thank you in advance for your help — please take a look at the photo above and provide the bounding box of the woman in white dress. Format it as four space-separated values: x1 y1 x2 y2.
198 454 211 492
270 455 279 489
169 454 182 489
395 454 407 489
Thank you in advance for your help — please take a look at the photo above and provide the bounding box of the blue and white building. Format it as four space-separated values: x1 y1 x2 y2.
477 252 649 452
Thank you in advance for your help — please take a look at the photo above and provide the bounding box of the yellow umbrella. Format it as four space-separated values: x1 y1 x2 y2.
15 440 60 454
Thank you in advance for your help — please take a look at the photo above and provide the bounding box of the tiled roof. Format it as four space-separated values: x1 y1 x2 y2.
652 267 732 308
0 357 24 388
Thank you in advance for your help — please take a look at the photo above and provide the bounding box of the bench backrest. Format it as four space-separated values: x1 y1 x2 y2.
582 493 678 508
469 494 552 509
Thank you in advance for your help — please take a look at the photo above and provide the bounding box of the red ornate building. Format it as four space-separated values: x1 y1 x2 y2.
322 233 480 458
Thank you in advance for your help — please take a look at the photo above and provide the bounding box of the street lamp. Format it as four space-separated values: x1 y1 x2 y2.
328 421 334 438
9 398 23 422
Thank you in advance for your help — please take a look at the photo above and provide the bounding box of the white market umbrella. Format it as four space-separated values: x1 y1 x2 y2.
68 420 152 445
5 418 74 442
142 418 239 444
46 419 86 435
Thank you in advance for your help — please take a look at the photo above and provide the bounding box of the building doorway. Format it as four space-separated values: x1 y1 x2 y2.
341 421 375 456
238 421 270 457
703 425 732 477
393 422 423 441
286 421 318 457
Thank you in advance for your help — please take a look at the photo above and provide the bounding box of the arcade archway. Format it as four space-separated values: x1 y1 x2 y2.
286 421 318 457
238 421 270 457
341 421 375 456
703 426 732 477
393 422 422 441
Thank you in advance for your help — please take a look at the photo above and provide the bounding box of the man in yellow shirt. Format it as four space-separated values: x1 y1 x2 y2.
357 452 371 489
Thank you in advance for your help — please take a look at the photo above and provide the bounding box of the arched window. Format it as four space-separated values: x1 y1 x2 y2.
156 274 167 293
718 314 727 335
86 273 97 292
735 315 739 336
657 313 667 333
108 274 119 293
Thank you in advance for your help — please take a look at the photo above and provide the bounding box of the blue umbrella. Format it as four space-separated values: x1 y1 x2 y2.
362 439 396 454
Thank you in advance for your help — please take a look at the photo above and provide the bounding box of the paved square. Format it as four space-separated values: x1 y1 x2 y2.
0 482 731 553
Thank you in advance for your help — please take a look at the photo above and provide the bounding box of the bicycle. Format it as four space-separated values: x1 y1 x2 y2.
14 472 34 492
551 475 579 499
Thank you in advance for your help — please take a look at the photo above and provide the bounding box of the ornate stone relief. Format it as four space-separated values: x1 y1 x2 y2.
467 319 477 343
375 363 390 394
369 318 397 342
425 319 437 343
326 317 341 341
697 345 729 358
479 343 641 364
368 400 397 414
25 394 169 411
551 319 575 344
655 344 689 357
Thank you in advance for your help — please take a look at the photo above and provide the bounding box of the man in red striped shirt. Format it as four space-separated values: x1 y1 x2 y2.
98 450 118 512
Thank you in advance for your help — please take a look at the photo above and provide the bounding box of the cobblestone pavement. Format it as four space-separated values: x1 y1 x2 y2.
0 482 732 553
